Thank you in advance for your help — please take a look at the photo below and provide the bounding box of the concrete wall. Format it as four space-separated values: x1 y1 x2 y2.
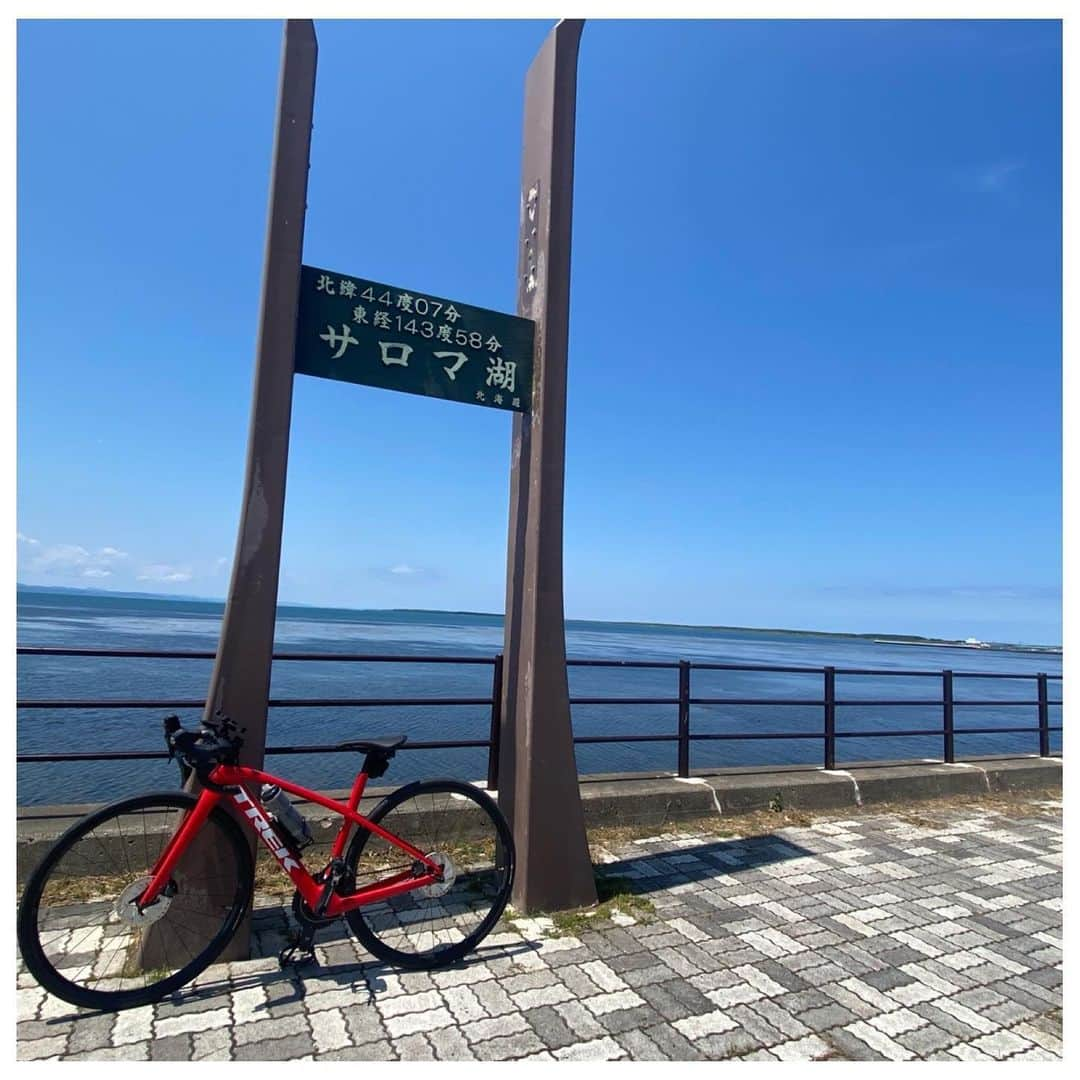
16 755 1061 884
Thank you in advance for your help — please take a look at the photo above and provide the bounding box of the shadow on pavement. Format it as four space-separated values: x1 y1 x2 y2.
594 830 815 897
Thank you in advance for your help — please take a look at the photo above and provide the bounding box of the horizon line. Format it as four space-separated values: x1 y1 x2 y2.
15 582 1063 651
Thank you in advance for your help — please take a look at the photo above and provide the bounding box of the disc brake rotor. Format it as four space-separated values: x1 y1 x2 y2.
416 852 456 899
114 877 173 927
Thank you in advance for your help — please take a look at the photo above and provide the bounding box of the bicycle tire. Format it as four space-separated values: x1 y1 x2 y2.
17 791 253 1011
342 779 515 971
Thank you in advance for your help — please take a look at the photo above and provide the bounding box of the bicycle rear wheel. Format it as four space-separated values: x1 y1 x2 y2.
17 792 253 1011
343 779 514 970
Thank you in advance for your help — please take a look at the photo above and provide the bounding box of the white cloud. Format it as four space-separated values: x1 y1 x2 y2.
31 544 93 571
17 532 39 546
20 541 130 579
973 160 1025 192
389 564 422 576
137 564 194 583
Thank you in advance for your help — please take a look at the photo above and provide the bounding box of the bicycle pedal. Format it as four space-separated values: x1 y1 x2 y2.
278 943 318 969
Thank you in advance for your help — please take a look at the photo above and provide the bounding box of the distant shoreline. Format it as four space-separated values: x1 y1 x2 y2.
15 583 1063 653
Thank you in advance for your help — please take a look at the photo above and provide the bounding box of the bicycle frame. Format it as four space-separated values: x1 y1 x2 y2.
138 764 441 920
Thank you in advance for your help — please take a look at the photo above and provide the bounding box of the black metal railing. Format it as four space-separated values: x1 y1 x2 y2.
16 647 1063 787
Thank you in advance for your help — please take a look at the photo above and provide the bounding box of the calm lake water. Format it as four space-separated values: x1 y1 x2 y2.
16 589 1062 805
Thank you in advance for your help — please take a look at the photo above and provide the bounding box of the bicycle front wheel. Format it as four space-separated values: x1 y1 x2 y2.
343 779 515 970
17 792 253 1011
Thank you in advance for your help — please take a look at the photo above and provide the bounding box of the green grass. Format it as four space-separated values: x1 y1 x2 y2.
504 873 655 938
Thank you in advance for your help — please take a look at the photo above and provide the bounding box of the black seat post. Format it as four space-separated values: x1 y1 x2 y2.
361 750 393 780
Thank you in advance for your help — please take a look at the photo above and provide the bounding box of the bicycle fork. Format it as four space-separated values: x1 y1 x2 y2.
136 790 221 911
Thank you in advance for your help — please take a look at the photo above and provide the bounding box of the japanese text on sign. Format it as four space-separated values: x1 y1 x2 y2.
295 266 534 412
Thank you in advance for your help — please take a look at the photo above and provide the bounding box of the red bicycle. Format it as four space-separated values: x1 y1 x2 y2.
17 714 515 1011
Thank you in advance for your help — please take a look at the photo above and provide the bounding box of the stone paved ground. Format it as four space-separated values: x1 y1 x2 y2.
16 797 1063 1061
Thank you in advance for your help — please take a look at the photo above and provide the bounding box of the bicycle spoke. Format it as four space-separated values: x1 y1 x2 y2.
21 795 250 1010
346 782 512 967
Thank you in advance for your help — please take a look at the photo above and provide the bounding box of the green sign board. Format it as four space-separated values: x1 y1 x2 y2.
295 265 534 413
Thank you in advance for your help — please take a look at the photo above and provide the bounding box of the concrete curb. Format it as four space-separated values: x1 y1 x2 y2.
16 755 1061 881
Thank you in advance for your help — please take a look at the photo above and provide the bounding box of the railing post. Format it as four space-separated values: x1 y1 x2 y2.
487 653 504 791
823 666 836 770
1037 672 1050 757
677 659 691 778
943 670 954 764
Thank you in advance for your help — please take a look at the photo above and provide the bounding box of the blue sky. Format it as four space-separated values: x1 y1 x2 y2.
17 19 1062 643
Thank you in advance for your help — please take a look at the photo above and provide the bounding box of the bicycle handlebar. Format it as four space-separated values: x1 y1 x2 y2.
163 714 245 776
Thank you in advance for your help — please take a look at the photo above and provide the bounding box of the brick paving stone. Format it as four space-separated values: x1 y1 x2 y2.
774 988 833 1015
383 1006 456 1039
638 978 715 1021
473 1030 547 1060
16 800 1061 1063
637 1022 704 1060
63 1011 113 1055
910 1001 987 1041
970 1029 1033 1060
552 1035 627 1061
234 1031 317 1061
799 1002 860 1031
150 1031 196 1061
309 1008 351 1054
472 978 516 1016
427 1025 476 1060
604 950 656 974
191 1028 233 1061
771 1033 832 1061
694 1029 760 1059
754 957 813 993
64 1043 152 1061
342 1003 390 1045
376 987 443 1017
392 1032 435 1060
867 1007 926 1038
155 1006 231 1039
523 1004 578 1049
721 1002 784 1044
861 966 917 992
673 1008 738 1039
947 1041 996 1061
15 1020 60 1043
817 1027 887 1062
897 1022 956 1056
580 989 644 1016
843 1020 916 1061
234 1012 310 1047
613 1027 667 1060
16 1036 69 1061
313 1041 396 1060
460 1012 531 1044
622 961 678 987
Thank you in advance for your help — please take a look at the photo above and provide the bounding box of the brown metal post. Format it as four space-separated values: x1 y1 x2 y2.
186 19 316 961
207 17 315 758
499 19 596 913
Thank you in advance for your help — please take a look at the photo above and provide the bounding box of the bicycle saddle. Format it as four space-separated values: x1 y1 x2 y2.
337 734 408 754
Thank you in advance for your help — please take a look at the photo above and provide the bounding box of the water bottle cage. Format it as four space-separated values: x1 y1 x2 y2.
267 814 304 855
